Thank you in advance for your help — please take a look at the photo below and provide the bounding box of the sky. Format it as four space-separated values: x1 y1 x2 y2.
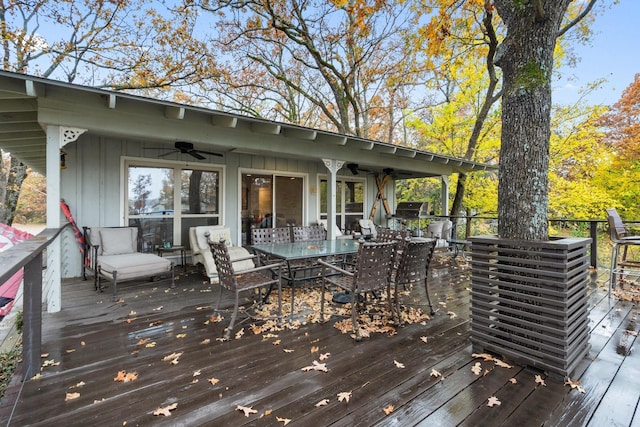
554 0 640 106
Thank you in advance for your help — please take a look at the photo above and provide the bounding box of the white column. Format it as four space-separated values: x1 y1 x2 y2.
45 125 62 312
322 159 344 240
441 175 450 216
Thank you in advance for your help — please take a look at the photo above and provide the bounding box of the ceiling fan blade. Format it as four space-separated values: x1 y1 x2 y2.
157 150 178 158
196 149 224 157
188 151 206 160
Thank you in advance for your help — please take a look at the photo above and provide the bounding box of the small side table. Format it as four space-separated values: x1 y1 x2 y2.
157 245 187 271
447 239 471 261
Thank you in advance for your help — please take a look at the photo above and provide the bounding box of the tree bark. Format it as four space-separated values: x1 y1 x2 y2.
494 1 572 241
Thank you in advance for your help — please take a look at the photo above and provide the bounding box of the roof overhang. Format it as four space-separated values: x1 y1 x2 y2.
0 71 496 177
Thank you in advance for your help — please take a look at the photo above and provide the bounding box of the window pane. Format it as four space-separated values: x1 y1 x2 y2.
129 218 174 253
181 169 219 214
128 166 174 215
275 176 303 226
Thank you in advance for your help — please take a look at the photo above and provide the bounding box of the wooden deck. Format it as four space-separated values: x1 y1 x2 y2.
1 256 638 426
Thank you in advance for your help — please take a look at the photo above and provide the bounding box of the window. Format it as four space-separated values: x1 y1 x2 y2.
319 178 365 233
126 162 222 251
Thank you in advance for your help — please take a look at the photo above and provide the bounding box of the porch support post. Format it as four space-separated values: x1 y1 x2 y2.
322 159 345 240
45 125 62 312
441 175 450 216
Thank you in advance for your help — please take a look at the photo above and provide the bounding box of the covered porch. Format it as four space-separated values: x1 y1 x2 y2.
1 257 637 426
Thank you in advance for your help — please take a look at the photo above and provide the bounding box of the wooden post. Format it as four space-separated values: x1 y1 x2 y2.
22 252 43 380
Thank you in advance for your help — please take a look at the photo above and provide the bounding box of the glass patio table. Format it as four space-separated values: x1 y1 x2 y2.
250 239 361 321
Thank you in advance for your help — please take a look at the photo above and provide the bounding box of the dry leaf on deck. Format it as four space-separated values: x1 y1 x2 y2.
430 369 442 378
319 352 331 361
315 399 329 407
65 392 80 401
201 338 211 345
494 359 513 369
193 370 201 377
69 381 85 389
311 346 319 353
383 404 394 415
176 333 187 339
420 336 428 343
283 349 294 353
236 405 258 417
113 370 138 382
276 416 292 425
136 338 150 346
487 396 501 407
208 378 220 385
564 377 585 393
337 391 352 403
535 375 546 386
301 360 328 372
509 378 518 384
447 311 457 319
471 362 482 376
235 328 245 339
272 339 281 346
162 352 183 364
394 360 405 369
153 402 178 416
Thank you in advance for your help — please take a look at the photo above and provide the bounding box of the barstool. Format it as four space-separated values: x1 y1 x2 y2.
606 208 640 295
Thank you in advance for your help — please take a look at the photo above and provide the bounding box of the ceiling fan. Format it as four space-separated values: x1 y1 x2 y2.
156 141 224 160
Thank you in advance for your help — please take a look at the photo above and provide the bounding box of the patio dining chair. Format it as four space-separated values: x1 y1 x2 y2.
318 240 397 341
209 239 284 340
392 238 437 322
606 208 640 293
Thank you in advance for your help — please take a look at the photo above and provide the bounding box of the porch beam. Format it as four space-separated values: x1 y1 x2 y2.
211 115 238 128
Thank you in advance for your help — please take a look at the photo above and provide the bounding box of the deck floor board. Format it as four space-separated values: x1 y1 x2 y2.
1 260 638 426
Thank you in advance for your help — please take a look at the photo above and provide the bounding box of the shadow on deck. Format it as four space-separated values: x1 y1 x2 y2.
1 256 638 426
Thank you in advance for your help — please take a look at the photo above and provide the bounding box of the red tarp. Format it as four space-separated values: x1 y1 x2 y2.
0 224 33 320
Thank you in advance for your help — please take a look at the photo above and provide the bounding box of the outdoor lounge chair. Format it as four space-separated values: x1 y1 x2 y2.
208 239 284 340
425 220 452 249
84 226 174 300
318 240 397 341
606 208 640 293
189 226 255 284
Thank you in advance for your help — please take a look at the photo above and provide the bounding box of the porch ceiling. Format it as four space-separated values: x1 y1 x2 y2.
0 71 496 177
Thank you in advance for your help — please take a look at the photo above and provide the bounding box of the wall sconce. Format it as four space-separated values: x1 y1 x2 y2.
60 150 67 170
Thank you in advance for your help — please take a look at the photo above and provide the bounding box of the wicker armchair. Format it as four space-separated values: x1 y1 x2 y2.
208 239 284 340
318 241 396 341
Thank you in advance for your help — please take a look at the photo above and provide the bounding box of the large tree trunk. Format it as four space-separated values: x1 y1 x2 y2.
494 1 571 241
0 155 28 225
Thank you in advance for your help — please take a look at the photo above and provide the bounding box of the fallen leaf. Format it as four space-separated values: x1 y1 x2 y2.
193 370 201 377
176 333 187 339
276 416 292 425
319 352 331 361
153 402 178 416
264 409 273 416
487 396 501 407
494 359 513 369
81 341 86 346
208 378 220 385
447 311 457 319
315 399 329 407
337 391 352 403
311 346 319 353
301 360 328 372
65 349 76 354
394 360 405 369
471 362 482 376
136 338 150 346
201 338 211 345
153 306 163 311
237 405 258 417
564 377 585 393
283 349 294 353
145 342 156 348
42 359 60 367
430 369 442 378
383 404 394 415
69 381 85 389
509 378 518 384
420 336 428 343
235 328 245 339
65 392 80 401
272 339 281 345
162 352 183 364
535 375 546 387
113 370 138 382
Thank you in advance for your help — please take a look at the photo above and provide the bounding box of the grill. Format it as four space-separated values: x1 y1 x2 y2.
393 202 429 220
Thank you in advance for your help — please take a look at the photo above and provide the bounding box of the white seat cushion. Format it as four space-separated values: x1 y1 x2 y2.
98 253 171 281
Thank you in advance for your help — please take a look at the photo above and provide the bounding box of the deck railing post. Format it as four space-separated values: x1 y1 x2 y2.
22 252 43 380
590 220 598 268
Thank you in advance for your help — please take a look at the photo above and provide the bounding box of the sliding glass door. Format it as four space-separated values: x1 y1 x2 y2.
241 173 304 244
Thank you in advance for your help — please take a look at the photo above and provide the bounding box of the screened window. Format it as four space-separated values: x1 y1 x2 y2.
319 178 365 233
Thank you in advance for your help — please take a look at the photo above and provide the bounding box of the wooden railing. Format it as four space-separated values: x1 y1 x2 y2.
0 226 67 380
